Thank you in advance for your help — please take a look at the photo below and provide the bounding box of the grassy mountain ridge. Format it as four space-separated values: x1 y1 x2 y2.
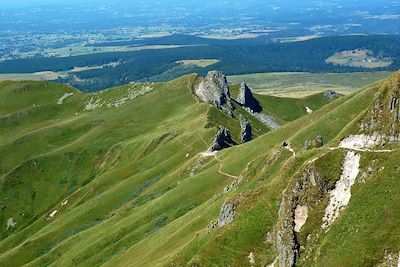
1 71 400 266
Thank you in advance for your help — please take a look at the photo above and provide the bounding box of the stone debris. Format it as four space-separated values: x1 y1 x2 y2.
339 132 384 150
84 85 153 111
107 85 153 108
57 92 74 104
84 95 104 111
359 166 374 184
223 174 244 193
6 217 17 231
322 151 360 229
208 220 219 229
294 205 308 232
243 107 280 129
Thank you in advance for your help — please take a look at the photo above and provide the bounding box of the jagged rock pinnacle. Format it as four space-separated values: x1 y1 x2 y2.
239 115 252 143
195 71 231 106
236 82 262 112
210 126 235 152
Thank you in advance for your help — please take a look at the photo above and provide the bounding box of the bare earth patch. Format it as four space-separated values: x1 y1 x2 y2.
326 49 392 69
322 151 360 229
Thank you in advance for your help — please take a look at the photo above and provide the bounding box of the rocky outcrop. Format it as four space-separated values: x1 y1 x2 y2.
218 202 236 227
237 82 262 112
354 72 400 145
271 165 330 267
304 136 324 150
323 90 339 100
239 115 252 143
6 217 16 231
274 192 299 267
210 126 235 152
208 201 236 229
195 71 234 116
316 136 324 147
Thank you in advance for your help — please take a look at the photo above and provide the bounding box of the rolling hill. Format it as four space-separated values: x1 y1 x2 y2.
0 70 399 267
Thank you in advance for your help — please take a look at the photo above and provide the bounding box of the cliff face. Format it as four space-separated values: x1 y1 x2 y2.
236 82 262 113
195 71 234 116
341 72 400 150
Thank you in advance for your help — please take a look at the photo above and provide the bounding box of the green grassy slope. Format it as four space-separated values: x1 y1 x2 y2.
1 71 399 267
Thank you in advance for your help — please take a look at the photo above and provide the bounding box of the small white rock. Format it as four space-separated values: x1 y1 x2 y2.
248 252 255 265
305 106 313 114
49 210 58 219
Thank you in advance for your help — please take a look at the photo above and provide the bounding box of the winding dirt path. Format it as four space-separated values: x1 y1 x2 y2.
197 132 239 180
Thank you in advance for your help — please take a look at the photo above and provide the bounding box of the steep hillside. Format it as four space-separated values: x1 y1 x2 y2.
0 71 399 267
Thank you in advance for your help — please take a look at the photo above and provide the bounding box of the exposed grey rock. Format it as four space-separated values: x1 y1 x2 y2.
265 150 282 168
239 115 252 143
235 84 279 129
359 166 373 184
208 220 219 229
303 168 328 193
315 135 324 147
265 231 273 244
323 90 339 100
359 122 369 131
210 126 235 152
236 82 262 112
304 140 312 150
272 166 329 267
224 174 244 193
275 192 299 267
218 202 235 227
221 101 235 118
195 71 234 117
6 217 16 231
389 95 397 112
302 135 323 150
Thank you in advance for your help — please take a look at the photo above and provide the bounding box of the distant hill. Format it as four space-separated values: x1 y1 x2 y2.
0 35 399 91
